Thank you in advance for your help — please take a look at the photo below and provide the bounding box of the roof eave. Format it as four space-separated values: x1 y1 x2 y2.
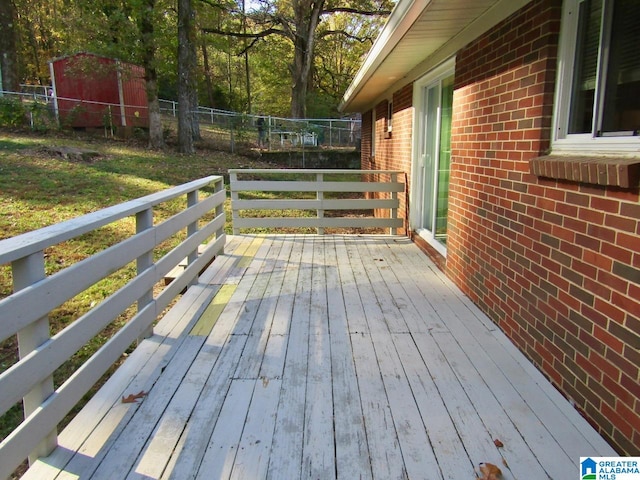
340 0 533 113
339 0 433 113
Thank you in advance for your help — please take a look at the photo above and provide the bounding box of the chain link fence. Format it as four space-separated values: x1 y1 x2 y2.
160 100 361 152
1 87 361 152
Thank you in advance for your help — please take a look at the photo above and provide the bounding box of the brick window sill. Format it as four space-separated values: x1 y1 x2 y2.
529 155 640 188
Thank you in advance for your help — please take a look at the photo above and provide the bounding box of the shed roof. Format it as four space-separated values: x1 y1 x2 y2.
339 0 531 113
49 51 137 66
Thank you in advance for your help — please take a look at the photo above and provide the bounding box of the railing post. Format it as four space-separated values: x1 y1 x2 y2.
214 180 225 247
230 172 240 235
187 190 199 285
136 208 154 339
317 172 324 235
13 252 57 464
390 172 398 235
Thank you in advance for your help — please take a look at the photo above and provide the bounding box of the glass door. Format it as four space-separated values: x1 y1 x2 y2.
415 72 454 255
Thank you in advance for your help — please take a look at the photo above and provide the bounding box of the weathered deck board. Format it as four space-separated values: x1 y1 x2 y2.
388 239 609 458
23 235 617 480
325 237 372 480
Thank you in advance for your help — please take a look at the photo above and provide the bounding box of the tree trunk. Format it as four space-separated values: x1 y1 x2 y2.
177 0 195 153
227 38 233 103
290 35 309 119
0 0 19 92
139 0 164 149
147 77 164 149
201 41 215 107
242 0 251 113
244 50 251 113
290 0 323 118
187 4 200 140
190 85 201 141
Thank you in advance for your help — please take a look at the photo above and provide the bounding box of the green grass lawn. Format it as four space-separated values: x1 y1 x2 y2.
0 129 278 472
0 129 371 477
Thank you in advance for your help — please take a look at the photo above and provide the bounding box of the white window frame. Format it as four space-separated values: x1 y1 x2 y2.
552 0 640 155
410 57 456 258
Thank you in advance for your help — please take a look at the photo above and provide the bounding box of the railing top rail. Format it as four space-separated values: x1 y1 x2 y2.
229 169 403 175
0 175 222 265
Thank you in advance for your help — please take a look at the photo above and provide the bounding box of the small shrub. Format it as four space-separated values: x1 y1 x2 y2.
61 104 87 128
232 113 252 143
27 101 57 132
0 97 26 127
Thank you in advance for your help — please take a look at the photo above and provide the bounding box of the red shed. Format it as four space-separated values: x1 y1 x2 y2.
48 52 148 129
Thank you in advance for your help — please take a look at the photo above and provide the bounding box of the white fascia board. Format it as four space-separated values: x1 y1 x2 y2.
339 0 433 112
400 0 532 89
340 0 534 114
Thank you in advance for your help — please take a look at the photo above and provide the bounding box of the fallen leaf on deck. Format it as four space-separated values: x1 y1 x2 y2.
122 390 147 403
493 438 504 448
478 462 502 479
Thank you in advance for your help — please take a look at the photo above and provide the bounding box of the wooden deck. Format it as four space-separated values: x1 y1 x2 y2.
23 235 615 480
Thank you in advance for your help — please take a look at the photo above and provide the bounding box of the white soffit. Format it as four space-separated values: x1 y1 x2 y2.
340 0 531 112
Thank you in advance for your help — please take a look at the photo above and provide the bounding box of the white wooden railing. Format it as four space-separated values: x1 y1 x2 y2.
229 169 404 235
0 176 225 479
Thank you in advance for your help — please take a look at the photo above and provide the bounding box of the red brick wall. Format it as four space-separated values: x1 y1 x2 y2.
362 84 413 233
447 0 640 454
361 110 373 169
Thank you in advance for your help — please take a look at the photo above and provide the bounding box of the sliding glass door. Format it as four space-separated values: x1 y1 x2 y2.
413 67 454 256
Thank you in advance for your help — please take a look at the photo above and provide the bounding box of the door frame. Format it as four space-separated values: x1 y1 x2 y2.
410 57 456 257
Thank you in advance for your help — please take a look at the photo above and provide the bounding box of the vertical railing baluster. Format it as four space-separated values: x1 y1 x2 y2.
231 172 240 235
13 252 57 463
187 190 199 286
391 172 398 235
136 208 154 339
214 179 225 246
317 172 324 235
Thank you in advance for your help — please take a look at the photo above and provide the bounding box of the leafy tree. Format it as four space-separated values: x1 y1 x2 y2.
201 0 392 118
313 11 379 114
249 33 292 116
7 0 170 147
0 0 19 91
5 0 383 140
10 0 58 84
72 0 169 148
196 0 251 112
